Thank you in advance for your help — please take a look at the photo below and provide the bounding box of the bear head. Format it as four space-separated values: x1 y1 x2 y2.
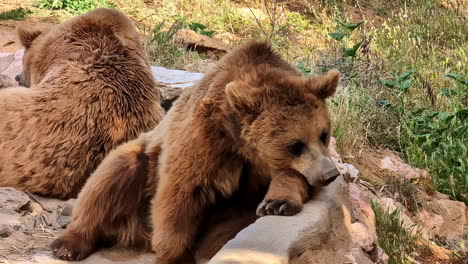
226 65 340 186
15 8 143 88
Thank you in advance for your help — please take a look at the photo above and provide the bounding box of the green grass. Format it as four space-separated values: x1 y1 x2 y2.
0 8 32 20
371 200 420 264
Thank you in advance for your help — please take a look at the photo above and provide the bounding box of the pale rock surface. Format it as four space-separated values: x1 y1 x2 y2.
210 176 387 264
151 66 203 110
379 154 428 180
1 49 24 80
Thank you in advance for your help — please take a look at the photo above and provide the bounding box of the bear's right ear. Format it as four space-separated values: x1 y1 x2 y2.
225 81 258 111
16 22 46 49
306 70 340 100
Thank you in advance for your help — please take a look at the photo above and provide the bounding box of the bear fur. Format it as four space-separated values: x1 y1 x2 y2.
0 9 163 199
51 41 340 263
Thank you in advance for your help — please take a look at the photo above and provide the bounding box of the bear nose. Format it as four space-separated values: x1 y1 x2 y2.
321 157 340 186
15 74 20 82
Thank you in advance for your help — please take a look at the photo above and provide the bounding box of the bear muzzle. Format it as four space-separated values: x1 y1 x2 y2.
299 156 340 187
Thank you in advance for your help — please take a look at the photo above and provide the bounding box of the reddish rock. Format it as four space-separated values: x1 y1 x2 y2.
379 154 428 180
175 29 230 59
429 198 466 240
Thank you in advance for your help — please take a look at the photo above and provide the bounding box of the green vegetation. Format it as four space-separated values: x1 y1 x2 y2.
35 0 115 14
371 200 419 264
0 8 32 20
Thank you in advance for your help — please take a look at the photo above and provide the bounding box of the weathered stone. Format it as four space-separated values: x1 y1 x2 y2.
2 49 24 79
379 154 428 180
349 222 375 252
0 73 18 88
16 251 155 264
0 187 30 213
429 198 466 240
151 66 203 110
345 248 375 264
328 137 359 182
416 209 444 239
0 53 15 73
210 177 385 264
348 183 376 235
175 29 230 59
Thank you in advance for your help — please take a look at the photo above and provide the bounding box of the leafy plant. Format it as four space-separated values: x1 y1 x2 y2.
445 73 468 86
328 20 364 59
35 0 115 14
186 22 215 37
0 8 32 20
343 41 362 58
336 20 364 31
402 109 468 204
379 70 415 94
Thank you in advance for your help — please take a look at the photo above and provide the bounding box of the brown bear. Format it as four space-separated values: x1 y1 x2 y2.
0 9 163 199
51 41 340 263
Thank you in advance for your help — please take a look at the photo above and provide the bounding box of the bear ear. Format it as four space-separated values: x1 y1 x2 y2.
306 69 340 100
16 22 46 49
225 81 258 110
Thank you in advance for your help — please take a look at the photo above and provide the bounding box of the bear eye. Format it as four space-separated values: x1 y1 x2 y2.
320 131 328 144
287 140 306 156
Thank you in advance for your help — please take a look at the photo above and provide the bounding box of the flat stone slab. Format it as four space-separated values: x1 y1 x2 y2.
209 202 331 264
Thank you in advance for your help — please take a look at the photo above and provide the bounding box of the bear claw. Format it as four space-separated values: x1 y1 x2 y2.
256 199 302 217
50 232 95 261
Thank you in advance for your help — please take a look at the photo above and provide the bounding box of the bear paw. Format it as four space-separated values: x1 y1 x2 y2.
256 199 302 217
50 232 96 261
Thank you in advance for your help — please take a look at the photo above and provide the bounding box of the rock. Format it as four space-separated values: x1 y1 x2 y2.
379 197 417 233
345 248 375 264
16 251 155 264
328 137 342 163
210 177 386 264
328 137 359 182
348 183 376 237
416 209 444 239
369 246 389 264
429 198 466 240
175 29 230 59
2 49 24 79
151 66 203 110
0 73 18 88
0 53 15 73
0 187 30 213
349 222 375 252
379 154 428 180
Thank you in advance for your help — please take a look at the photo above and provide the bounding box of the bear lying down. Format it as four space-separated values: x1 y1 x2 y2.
51 41 340 264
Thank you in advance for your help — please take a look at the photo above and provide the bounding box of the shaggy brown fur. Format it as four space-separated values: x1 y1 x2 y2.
51 41 340 263
0 9 163 199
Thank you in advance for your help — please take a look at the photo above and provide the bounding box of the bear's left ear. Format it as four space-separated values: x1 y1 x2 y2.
16 22 48 49
306 69 340 100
